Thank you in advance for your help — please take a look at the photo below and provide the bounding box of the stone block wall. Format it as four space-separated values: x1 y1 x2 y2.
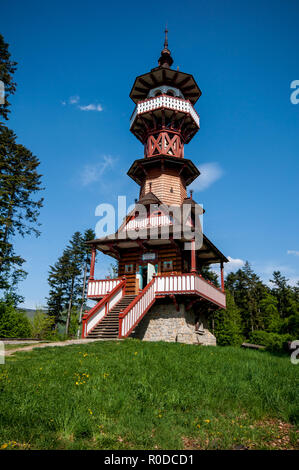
131 301 216 346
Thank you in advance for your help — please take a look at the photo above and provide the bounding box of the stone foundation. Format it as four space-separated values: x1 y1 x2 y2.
131 301 216 346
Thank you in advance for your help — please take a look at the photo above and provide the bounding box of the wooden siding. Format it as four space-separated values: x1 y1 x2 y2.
139 167 187 206
118 250 139 294
157 245 182 274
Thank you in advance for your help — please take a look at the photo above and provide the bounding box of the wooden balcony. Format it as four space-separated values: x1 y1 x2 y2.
87 278 123 299
130 94 200 129
119 273 225 338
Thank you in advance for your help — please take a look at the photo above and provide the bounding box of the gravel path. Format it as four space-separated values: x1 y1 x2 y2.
2 338 112 356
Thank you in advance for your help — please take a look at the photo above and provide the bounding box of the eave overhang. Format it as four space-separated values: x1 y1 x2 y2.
127 155 200 187
130 68 202 105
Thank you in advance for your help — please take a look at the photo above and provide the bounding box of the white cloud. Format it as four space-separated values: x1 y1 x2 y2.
69 95 80 104
78 103 103 112
190 162 223 192
81 155 115 186
62 96 103 112
226 256 245 270
210 256 245 278
287 250 299 257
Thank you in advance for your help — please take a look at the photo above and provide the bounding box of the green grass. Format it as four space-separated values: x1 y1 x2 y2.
3 343 37 351
0 340 298 450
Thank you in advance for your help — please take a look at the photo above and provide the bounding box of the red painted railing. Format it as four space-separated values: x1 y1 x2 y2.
119 273 225 338
82 278 126 338
87 277 123 298
119 277 156 339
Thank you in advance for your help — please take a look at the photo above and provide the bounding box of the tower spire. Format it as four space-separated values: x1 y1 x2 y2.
158 26 173 68
164 26 168 49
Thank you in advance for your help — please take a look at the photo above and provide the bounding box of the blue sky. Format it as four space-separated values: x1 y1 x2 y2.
1 0 298 308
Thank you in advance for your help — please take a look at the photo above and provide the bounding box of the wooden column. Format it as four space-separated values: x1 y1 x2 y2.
191 239 196 273
89 245 96 280
220 261 224 292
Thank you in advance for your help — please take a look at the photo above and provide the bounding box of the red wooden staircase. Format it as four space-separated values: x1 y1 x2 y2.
82 273 226 340
86 295 135 339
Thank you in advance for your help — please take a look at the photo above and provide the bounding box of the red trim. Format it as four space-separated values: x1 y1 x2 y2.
89 245 96 280
119 297 156 339
154 289 225 309
130 94 200 120
118 277 156 338
87 277 123 298
220 262 224 292
82 278 126 338
191 239 196 273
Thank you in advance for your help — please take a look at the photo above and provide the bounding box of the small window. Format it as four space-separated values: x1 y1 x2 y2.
163 260 173 272
125 264 134 274
155 90 162 97
166 91 174 96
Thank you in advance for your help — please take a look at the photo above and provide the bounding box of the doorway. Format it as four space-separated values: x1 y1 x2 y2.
138 263 157 290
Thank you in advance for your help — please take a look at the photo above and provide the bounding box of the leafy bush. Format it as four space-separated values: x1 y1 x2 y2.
31 311 55 340
248 330 292 353
0 301 32 338
281 312 299 338
212 292 243 346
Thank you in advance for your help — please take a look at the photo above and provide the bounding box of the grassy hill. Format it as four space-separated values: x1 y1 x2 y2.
0 340 298 450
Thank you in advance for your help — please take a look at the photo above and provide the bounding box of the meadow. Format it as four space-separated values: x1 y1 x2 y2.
0 340 298 450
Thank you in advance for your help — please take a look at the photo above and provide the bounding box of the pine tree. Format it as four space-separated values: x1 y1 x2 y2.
259 292 281 332
269 271 296 318
212 292 243 346
225 261 267 335
0 35 43 302
0 34 17 122
0 125 43 299
47 229 95 334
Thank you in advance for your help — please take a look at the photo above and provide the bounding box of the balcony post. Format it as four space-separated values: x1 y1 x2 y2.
191 239 196 273
89 245 96 280
220 261 224 292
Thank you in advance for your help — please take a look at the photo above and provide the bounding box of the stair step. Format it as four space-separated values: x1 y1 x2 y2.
87 294 137 339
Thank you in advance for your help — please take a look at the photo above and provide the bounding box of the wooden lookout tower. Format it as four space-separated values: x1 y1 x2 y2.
82 31 228 344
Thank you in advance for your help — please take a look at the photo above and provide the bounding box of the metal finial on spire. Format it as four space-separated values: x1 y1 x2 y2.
164 26 168 49
158 26 173 68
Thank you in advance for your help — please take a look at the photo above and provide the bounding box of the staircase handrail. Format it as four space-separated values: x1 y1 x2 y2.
82 277 126 337
119 276 156 338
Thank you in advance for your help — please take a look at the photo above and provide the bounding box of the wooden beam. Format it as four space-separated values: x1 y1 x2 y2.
138 78 151 89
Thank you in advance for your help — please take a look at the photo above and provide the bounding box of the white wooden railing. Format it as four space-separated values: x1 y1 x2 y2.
124 214 173 231
119 278 156 338
82 279 126 337
119 273 226 338
130 95 200 128
87 278 123 298
155 274 226 308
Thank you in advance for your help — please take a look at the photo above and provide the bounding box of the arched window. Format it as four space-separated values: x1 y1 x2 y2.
154 90 162 97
